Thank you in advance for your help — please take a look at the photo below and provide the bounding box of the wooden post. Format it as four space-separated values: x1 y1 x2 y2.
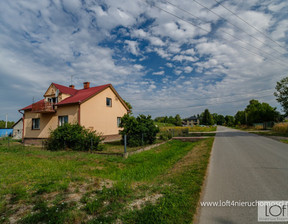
123 134 128 158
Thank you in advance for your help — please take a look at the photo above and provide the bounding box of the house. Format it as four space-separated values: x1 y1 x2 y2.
183 116 200 126
12 118 23 139
19 82 130 145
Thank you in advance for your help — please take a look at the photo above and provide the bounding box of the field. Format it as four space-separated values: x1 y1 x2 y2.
0 138 214 223
154 122 176 127
160 126 216 132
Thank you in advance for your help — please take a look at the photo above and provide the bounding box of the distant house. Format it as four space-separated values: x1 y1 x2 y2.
19 82 130 145
12 118 23 139
183 116 200 126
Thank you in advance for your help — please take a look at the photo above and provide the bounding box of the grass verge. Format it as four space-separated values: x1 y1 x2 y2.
0 138 213 223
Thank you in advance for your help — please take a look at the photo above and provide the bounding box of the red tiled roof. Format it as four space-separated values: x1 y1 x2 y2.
20 99 45 111
52 83 78 95
20 83 113 110
57 84 111 105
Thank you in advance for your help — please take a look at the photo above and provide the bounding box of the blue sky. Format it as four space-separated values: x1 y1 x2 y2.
0 0 288 121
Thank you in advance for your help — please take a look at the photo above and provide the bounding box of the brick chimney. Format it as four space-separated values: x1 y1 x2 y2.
83 82 90 89
69 84 75 89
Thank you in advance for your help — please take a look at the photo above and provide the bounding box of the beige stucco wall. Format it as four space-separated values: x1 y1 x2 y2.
59 93 71 102
80 87 128 135
24 104 79 139
44 84 57 97
44 85 71 102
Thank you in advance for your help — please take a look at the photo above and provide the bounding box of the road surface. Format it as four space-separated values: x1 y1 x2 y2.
198 126 288 224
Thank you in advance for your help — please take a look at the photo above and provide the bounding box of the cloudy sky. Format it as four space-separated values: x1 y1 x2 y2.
0 0 288 121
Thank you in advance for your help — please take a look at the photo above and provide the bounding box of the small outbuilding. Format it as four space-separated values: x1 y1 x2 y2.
12 118 23 139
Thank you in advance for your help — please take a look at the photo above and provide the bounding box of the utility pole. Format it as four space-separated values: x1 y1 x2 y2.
5 114 7 129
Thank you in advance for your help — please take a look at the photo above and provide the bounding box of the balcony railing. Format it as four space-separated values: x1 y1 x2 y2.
31 101 55 113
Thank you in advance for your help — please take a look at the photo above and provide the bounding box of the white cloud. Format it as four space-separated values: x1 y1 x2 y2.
125 40 140 55
0 0 288 120
153 71 165 75
184 66 193 73
268 2 288 12
172 55 196 62
166 62 173 68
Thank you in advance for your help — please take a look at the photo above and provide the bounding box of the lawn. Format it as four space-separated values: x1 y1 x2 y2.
100 139 165 155
154 122 176 127
158 126 217 139
0 138 214 223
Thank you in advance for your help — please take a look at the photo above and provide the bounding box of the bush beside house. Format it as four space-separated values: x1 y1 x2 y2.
119 114 159 147
46 123 103 151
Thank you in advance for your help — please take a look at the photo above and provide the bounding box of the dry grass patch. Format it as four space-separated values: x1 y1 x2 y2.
127 193 163 211
166 139 210 177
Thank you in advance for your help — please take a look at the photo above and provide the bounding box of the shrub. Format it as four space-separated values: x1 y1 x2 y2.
45 123 103 151
159 132 172 141
119 114 159 147
272 122 288 134
254 125 263 130
181 128 189 136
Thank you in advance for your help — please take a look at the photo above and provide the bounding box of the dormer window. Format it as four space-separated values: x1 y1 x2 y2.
47 97 58 103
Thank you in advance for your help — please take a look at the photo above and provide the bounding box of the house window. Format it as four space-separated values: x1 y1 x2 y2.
58 116 68 126
117 117 121 127
32 118 40 130
106 97 112 107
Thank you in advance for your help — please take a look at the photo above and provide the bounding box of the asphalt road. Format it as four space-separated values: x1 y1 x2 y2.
198 126 288 224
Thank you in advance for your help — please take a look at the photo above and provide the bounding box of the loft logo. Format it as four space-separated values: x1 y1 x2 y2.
258 201 288 222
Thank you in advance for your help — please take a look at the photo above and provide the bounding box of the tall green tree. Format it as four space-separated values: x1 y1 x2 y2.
225 115 235 126
174 114 182 126
274 77 288 116
0 120 15 129
123 100 132 111
201 109 214 125
234 111 246 125
212 113 225 125
154 114 182 126
244 99 278 125
120 114 159 147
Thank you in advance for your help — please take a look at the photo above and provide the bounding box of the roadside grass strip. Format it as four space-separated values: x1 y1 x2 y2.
0 138 213 223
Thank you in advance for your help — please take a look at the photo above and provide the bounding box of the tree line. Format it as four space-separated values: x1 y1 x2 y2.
154 99 281 127
0 120 15 129
154 76 288 127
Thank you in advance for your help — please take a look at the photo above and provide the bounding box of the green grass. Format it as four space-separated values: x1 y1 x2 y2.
160 126 216 133
0 138 213 223
154 122 176 127
101 139 165 155
250 131 288 137
122 138 214 224
188 126 216 132
280 139 288 144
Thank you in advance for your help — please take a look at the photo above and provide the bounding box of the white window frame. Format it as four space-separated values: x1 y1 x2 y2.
117 117 121 127
58 115 68 127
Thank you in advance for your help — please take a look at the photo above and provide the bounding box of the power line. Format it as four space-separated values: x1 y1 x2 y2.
180 0 286 56
144 0 287 67
213 0 286 50
185 93 272 109
139 87 275 111
162 0 287 65
142 93 273 111
181 88 274 102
